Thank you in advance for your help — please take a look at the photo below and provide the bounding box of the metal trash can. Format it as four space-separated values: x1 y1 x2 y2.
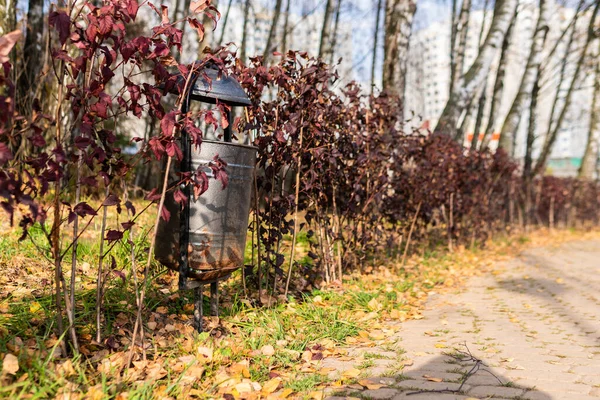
155 140 256 283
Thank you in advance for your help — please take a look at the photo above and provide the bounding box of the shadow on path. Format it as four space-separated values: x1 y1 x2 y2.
327 352 552 400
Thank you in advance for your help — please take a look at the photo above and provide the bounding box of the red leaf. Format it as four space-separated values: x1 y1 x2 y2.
0 142 13 165
126 0 139 19
194 170 210 197
166 142 183 160
189 0 209 13
49 11 71 45
161 110 177 137
98 14 114 36
160 205 171 221
121 221 135 230
74 202 98 217
105 230 123 241
144 188 162 202
188 18 205 41
173 188 187 205
103 194 120 206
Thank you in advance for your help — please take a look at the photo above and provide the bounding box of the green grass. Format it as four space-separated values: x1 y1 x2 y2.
285 373 326 393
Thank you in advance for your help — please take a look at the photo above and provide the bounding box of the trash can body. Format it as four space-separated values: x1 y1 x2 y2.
155 140 256 282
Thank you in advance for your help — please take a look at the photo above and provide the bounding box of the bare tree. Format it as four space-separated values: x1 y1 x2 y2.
434 0 518 138
498 0 550 155
470 0 491 150
371 0 384 94
217 0 234 46
533 0 599 176
281 0 292 54
451 0 472 96
328 0 342 66
382 0 417 101
318 0 335 59
240 0 251 63
263 0 283 63
579 38 600 179
480 7 517 150
17 0 44 112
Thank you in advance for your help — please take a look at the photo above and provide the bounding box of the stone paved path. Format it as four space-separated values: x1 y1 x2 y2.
323 239 600 400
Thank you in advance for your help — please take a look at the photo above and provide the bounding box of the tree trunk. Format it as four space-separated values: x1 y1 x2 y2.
382 0 417 102
0 0 16 35
328 0 343 66
480 7 517 150
533 1 599 176
469 0 490 150
371 0 384 95
263 0 283 63
579 39 600 180
240 0 251 64
17 0 44 113
523 69 540 181
451 0 472 96
281 0 291 54
434 0 518 138
217 0 234 46
318 0 335 60
449 0 458 97
470 83 486 150
498 0 550 155
197 0 218 56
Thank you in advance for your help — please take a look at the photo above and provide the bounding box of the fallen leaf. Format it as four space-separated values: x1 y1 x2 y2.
261 345 275 356
29 301 42 314
434 343 447 348
368 330 385 340
342 368 361 378
423 375 443 382
197 346 213 363
261 377 281 394
2 353 19 375
358 379 385 389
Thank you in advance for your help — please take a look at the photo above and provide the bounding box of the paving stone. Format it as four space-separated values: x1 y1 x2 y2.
402 371 463 382
391 393 472 399
360 388 400 399
393 379 466 392
467 385 524 398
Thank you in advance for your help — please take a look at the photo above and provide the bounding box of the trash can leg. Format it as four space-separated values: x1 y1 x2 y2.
210 282 219 317
194 285 203 332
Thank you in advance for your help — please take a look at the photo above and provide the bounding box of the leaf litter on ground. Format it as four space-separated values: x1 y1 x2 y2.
1 224 599 399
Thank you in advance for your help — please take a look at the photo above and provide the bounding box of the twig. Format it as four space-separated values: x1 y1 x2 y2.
284 123 303 297
401 201 422 266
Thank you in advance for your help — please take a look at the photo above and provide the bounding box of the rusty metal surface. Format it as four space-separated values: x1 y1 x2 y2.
155 140 256 283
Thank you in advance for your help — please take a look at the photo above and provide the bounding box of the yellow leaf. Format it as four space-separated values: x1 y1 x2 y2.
235 382 253 393
197 346 213 363
423 375 443 382
358 379 384 390
555 278 564 284
279 388 294 398
434 343 447 348
309 391 324 400
2 353 19 375
342 368 361 378
29 301 42 314
262 377 281 394
368 330 386 340
367 297 381 311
